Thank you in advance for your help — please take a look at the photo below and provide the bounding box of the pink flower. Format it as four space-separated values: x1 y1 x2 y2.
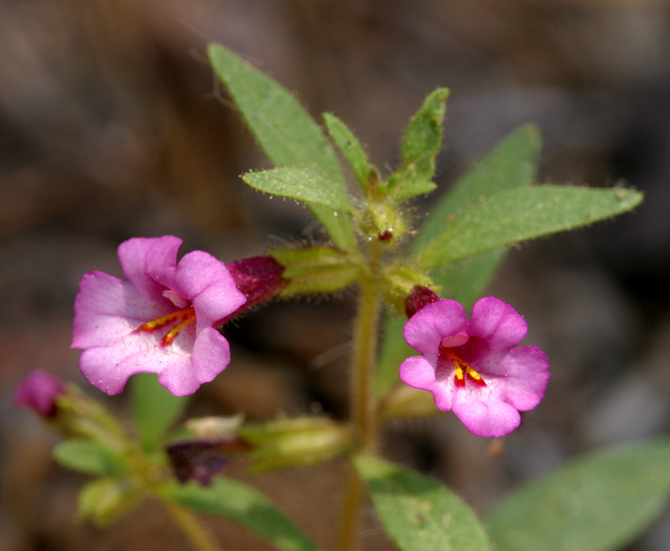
15 369 66 418
399 297 550 437
72 236 246 396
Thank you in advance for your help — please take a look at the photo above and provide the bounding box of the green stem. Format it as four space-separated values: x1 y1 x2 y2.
338 240 384 551
337 462 365 551
351 240 383 453
161 498 223 551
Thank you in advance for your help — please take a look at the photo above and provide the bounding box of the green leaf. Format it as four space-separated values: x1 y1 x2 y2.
376 316 414 397
165 478 323 551
208 44 356 251
414 185 643 270
486 438 670 551
412 124 541 253
431 248 506 311
132 373 188 452
242 167 353 213
323 113 376 193
388 88 449 200
53 439 124 476
393 180 437 201
356 455 493 551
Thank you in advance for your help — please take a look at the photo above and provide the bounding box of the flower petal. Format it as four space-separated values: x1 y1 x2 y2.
490 346 550 411
452 399 521 437
467 296 528 350
403 299 467 356
175 251 246 330
191 328 232 384
399 355 437 392
156 329 231 396
72 271 171 349
79 330 193 395
118 236 182 300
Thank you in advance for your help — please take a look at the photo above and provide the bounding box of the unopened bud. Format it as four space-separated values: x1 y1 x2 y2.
405 285 441 318
15 370 66 418
218 257 286 324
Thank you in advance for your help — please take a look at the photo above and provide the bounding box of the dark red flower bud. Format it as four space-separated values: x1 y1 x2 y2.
405 286 441 318
15 369 66 418
217 257 286 325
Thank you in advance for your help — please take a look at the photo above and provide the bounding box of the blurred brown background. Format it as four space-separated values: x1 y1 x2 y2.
2 0 670 549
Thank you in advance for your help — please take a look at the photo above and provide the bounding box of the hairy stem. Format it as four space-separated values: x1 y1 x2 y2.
338 240 383 551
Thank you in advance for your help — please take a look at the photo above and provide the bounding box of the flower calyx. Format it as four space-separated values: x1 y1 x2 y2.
269 247 361 296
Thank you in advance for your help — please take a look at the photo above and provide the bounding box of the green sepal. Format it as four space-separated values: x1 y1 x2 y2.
414 185 643 270
393 180 437 201
381 263 436 315
53 439 126 476
269 247 361 295
356 455 493 551
78 477 143 527
388 88 449 200
323 113 378 195
208 43 357 251
240 417 351 472
242 167 354 213
360 201 406 243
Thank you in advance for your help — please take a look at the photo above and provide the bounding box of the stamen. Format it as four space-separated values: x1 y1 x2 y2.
135 307 197 347
135 307 195 333
466 368 487 387
439 344 487 388
161 317 196 346
454 365 466 387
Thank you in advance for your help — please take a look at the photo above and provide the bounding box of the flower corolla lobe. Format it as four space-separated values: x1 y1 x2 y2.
72 236 246 396
399 297 549 437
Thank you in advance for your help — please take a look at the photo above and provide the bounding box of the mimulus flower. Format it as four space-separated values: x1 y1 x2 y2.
399 296 550 437
72 236 247 396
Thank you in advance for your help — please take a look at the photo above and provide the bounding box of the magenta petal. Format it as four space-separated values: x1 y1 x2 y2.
403 300 467 355
192 328 232 383
399 355 437 392
72 272 170 349
158 329 231 396
175 251 246 330
493 346 550 410
452 399 521 437
118 236 182 300
468 296 528 349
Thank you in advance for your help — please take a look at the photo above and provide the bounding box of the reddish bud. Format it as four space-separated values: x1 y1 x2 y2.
15 369 66 418
217 257 286 325
405 286 441 318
